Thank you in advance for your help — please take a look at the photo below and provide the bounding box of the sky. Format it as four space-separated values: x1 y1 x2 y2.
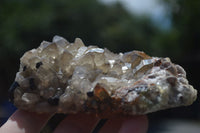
100 0 171 29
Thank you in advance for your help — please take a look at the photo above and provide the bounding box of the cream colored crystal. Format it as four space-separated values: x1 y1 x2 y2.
9 36 197 117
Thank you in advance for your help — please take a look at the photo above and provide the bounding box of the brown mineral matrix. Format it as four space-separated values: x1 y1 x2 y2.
9 36 197 117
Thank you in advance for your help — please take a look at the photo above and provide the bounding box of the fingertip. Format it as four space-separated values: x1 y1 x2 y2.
119 115 148 133
0 110 52 133
54 113 100 133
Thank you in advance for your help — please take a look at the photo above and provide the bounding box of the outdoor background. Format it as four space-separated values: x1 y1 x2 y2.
0 0 200 132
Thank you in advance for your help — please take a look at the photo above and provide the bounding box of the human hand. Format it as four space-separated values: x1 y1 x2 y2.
0 109 148 133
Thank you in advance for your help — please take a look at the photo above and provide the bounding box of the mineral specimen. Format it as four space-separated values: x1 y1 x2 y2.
9 36 197 117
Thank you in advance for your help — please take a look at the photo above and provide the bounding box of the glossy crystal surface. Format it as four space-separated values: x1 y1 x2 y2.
9 36 197 117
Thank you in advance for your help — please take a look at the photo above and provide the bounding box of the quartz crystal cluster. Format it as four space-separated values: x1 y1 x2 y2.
9 36 197 117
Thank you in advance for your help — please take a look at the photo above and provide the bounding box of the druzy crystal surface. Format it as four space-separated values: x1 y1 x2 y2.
9 36 197 116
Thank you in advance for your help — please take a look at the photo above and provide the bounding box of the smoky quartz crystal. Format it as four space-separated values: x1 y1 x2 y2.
9 36 197 117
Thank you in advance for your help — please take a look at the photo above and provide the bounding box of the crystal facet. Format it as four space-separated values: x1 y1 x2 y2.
9 36 197 117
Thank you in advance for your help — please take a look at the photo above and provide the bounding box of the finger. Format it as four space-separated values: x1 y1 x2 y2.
98 117 125 133
0 110 52 133
54 113 100 133
119 115 148 133
99 115 148 133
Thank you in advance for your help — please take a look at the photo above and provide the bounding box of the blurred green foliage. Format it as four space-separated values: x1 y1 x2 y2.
0 0 200 101
0 0 161 54
162 0 200 57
